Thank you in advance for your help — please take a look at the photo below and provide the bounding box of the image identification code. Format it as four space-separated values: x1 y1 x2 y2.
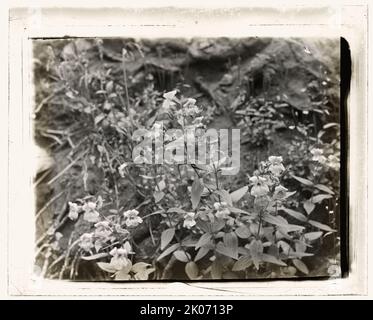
139 304 233 317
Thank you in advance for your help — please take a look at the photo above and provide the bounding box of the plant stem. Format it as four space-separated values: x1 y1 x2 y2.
122 49 134 129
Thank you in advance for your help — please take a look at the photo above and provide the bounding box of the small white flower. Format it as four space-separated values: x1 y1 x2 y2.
68 202 81 220
109 243 133 271
82 201 100 223
118 163 128 178
163 90 177 101
162 90 177 110
310 148 327 164
327 264 341 277
183 98 197 108
79 233 94 252
327 154 340 170
273 185 288 199
55 232 63 241
183 212 196 229
123 209 139 218
213 202 230 219
83 201 96 211
226 217 235 227
94 221 112 238
213 201 227 210
250 176 269 197
268 156 285 176
123 209 143 228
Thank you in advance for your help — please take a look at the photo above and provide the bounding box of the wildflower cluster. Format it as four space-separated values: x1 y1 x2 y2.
55 87 338 281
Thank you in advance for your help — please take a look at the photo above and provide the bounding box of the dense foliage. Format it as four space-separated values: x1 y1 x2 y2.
34 38 341 280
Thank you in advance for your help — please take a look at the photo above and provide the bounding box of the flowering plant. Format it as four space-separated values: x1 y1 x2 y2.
58 91 338 280
34 38 340 280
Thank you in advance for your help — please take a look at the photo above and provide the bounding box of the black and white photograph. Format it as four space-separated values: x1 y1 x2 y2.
32 36 343 281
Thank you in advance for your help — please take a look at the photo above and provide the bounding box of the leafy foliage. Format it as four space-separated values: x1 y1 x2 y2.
33 38 340 280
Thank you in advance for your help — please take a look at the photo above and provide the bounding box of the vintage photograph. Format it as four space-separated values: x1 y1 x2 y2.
33 37 341 281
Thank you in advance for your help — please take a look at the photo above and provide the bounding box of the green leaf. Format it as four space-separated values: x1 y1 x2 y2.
312 194 333 203
248 239 263 270
173 250 190 262
154 190 165 203
292 259 309 274
232 256 252 271
181 238 198 247
161 228 175 250
215 189 233 206
284 191 297 199
261 254 287 267
228 207 252 215
277 240 291 254
211 219 226 233
97 262 117 273
216 242 238 260
230 185 248 203
223 232 238 258
288 251 314 258
94 113 106 125
185 261 199 279
303 200 316 215
134 267 155 280
295 240 308 253
114 269 131 280
280 207 307 222
191 178 204 209
81 252 109 261
157 243 180 261
222 271 240 279
194 247 210 262
308 220 336 232
304 231 323 242
157 180 166 191
279 224 305 233
211 259 223 279
314 184 334 195
195 233 212 250
146 114 157 127
131 262 152 274
262 214 304 232
262 213 289 227
235 226 251 239
167 207 186 214
323 122 339 129
196 220 211 233
292 175 314 187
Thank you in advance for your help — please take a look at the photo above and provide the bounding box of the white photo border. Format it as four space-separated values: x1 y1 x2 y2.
6 3 368 297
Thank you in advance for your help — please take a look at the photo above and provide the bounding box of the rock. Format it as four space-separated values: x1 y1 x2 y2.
219 73 234 86
188 38 271 61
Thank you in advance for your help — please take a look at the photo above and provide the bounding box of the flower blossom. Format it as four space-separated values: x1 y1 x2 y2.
123 209 143 228
118 162 128 178
182 98 201 117
310 148 327 164
183 212 196 229
213 202 231 219
268 156 285 176
79 233 94 252
273 185 288 199
162 90 177 110
109 242 133 270
327 154 340 170
82 201 100 223
250 176 269 197
68 202 81 220
94 221 112 238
